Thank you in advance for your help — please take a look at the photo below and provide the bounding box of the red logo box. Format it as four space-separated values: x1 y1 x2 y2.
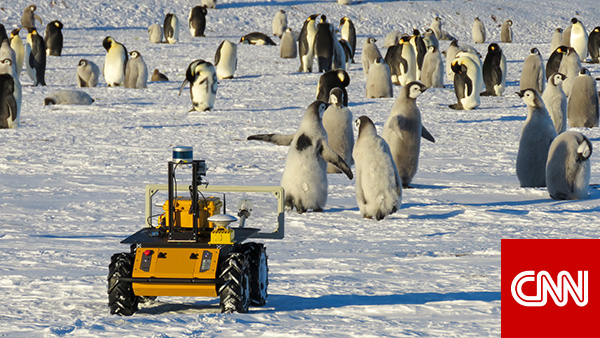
502 239 600 338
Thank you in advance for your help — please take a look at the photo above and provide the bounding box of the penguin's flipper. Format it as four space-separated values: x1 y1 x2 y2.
178 80 189 96
388 115 412 139
319 140 353 179
34 14 43 26
421 125 435 143
577 136 593 162
247 133 294 146
214 41 224 66
399 55 408 74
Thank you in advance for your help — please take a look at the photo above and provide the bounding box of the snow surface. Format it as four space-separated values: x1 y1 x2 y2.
1 0 600 337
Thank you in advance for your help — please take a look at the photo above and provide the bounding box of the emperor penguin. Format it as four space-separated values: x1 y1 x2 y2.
26 28 46 86
151 69 169 82
516 89 557 187
542 72 567 134
179 59 217 111
240 32 276 45
520 47 545 93
353 115 402 220
201 0 216 8
501 19 513 43
382 81 435 187
214 40 237 79
567 68 599 128
189 6 208 37
21 5 43 31
472 17 486 44
569 18 588 61
76 59 100 87
337 0 352 4
164 13 180 44
558 47 581 97
298 14 319 72
444 39 460 82
430 17 443 40
332 37 346 70
423 29 439 50
280 28 297 59
0 59 21 129
562 24 572 47
588 27 600 63
148 24 163 43
546 45 567 80
9 29 24 78
272 9 288 38
323 88 354 173
385 35 416 86
314 15 335 73
340 17 356 63
550 28 563 54
481 43 506 96
546 131 593 200
43 90 94 105
383 31 401 48
409 29 427 80
0 56 22 116
316 69 350 106
44 20 63 56
124 51 148 89
420 45 444 88
362 37 382 76
366 57 393 98
247 101 353 213
102 36 128 87
449 55 483 110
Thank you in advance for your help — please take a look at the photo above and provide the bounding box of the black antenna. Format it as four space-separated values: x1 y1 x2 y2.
223 193 226 214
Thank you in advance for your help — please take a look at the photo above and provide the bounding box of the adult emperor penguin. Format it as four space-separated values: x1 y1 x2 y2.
189 6 208 37
558 47 581 97
546 131 593 200
9 29 24 78
272 9 288 38
44 90 94 105
421 45 444 88
449 55 483 110
179 59 217 111
546 45 567 80
201 0 216 8
410 29 427 79
240 32 276 45
164 13 180 44
124 51 148 89
472 17 486 44
340 17 356 63
44 20 63 56
550 28 563 54
76 59 100 87
316 69 350 106
516 89 557 187
322 88 354 173
21 5 42 31
148 24 162 43
542 72 567 134
501 19 513 43
353 115 402 220
0 73 18 129
26 28 46 86
569 18 588 62
247 101 353 213
568 68 599 128
214 40 237 79
280 28 297 59
313 15 335 73
362 37 382 76
298 14 319 72
481 43 506 96
520 47 545 93
0 56 22 116
366 57 393 98
102 36 128 87
385 35 416 86
382 81 435 187
588 27 600 63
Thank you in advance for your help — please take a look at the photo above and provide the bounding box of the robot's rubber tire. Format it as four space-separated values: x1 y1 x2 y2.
219 252 250 313
108 252 139 316
241 243 268 306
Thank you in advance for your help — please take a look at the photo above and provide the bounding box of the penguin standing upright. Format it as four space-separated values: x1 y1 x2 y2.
272 9 287 38
164 13 180 44
21 5 42 31
516 89 557 187
298 14 319 73
501 19 513 43
562 24 572 47
520 47 545 93
362 37 382 76
102 36 128 87
383 31 401 48
546 131 593 200
148 24 163 43
449 55 483 110
189 6 207 37
409 29 427 80
247 101 353 213
280 28 297 59
481 43 506 96
444 39 460 82
588 27 600 63
179 59 217 111
44 20 63 56
316 69 350 106
353 115 402 220
382 82 435 187
0 58 21 129
26 28 46 86
340 17 356 63
550 28 563 54
124 51 148 89
322 88 354 173
76 59 100 87
546 46 567 80
542 72 567 134
201 0 216 8
420 45 444 88
569 18 588 62
568 68 599 128
214 40 237 79
430 17 443 40
386 36 416 86
366 57 393 98
9 29 24 78
558 47 581 97
472 17 486 44
313 15 335 73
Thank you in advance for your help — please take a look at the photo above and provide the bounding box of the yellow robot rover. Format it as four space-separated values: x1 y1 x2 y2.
108 147 284 315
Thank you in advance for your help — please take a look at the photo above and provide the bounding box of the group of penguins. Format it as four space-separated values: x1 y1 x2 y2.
0 4 598 220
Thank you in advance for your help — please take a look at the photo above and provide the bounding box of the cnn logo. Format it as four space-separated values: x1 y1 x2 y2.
511 270 588 307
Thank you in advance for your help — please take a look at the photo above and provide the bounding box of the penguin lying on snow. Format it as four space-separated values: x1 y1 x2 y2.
151 69 169 82
546 131 593 200
240 32 276 45
247 101 353 213
44 90 94 105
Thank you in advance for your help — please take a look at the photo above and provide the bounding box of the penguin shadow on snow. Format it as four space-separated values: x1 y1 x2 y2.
455 115 526 123
136 300 221 315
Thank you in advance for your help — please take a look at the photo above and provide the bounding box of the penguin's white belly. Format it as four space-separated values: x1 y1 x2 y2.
105 50 126 86
281 147 328 209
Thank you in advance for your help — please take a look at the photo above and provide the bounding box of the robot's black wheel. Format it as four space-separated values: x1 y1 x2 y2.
218 252 250 313
241 243 268 306
107 252 139 316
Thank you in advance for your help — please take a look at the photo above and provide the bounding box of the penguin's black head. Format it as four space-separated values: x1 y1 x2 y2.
517 89 543 108
320 15 327 23
335 69 350 87
555 45 568 54
450 39 458 47
78 59 87 67
374 57 384 64
53 20 63 30
328 87 344 107
406 81 427 99
130 51 140 58
28 4 37 11
355 115 374 135
339 17 348 26
400 35 411 44
488 43 500 53
530 47 539 54
571 18 579 24
1 58 13 67
308 14 319 21
412 29 421 36
451 59 463 74
595 27 600 33
580 67 590 76
44 98 56 106
102 36 113 51
11 28 20 36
